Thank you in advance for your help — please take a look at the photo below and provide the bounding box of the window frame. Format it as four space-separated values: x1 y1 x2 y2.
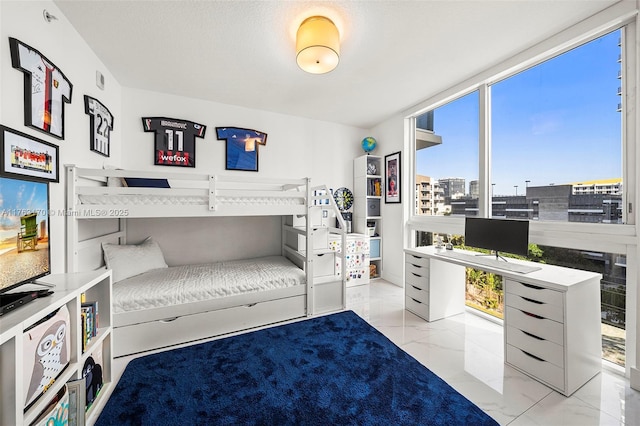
404 14 638 377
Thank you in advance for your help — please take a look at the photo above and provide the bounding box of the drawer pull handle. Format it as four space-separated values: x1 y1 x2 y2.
411 298 422 304
522 330 544 341
412 285 421 291
411 272 422 278
159 317 178 323
521 296 543 305
521 310 544 320
521 349 545 362
411 264 423 268
411 255 421 259
521 283 545 290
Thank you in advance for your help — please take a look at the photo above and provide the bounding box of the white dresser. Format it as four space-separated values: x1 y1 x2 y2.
404 246 602 396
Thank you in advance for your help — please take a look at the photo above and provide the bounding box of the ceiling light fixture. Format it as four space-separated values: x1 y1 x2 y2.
296 16 340 74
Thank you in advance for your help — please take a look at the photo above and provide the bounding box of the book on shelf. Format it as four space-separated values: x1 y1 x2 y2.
80 301 99 352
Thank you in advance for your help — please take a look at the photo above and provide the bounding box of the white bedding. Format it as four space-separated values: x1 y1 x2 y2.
112 255 305 313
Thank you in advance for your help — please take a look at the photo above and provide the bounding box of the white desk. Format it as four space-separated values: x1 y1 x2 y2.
404 246 602 396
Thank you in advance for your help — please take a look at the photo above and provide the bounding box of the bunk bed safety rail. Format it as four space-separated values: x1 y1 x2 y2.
66 165 308 217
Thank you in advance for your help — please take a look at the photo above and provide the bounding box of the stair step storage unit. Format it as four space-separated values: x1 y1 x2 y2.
354 154 382 279
0 269 113 426
403 246 602 396
282 185 348 314
329 233 370 287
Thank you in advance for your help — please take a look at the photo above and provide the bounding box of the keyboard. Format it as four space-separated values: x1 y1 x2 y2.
434 250 541 274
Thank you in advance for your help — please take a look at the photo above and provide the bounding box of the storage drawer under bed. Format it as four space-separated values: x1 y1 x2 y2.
113 295 306 357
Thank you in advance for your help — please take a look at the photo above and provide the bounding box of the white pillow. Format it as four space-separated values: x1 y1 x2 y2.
102 237 168 282
103 164 124 187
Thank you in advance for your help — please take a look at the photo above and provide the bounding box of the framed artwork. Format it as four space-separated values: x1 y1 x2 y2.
9 38 73 140
0 125 59 182
84 95 114 157
385 151 401 204
142 117 206 167
216 127 267 172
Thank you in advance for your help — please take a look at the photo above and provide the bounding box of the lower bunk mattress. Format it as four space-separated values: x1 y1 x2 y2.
113 255 306 327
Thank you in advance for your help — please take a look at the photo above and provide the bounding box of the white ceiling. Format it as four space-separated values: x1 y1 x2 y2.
54 0 619 129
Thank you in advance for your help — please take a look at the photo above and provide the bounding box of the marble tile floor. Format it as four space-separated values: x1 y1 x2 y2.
350 280 640 425
108 280 640 425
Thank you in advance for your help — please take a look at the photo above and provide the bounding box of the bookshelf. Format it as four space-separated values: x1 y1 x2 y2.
0 269 112 425
354 154 382 279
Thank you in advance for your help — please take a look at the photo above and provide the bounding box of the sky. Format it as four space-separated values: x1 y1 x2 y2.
0 177 49 242
416 29 622 196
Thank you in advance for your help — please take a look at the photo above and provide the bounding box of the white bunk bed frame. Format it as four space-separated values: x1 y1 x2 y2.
65 165 348 357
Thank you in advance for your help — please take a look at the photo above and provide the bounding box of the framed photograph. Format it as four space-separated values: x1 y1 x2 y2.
216 127 267 172
66 378 86 426
9 38 73 140
0 125 59 182
385 151 401 204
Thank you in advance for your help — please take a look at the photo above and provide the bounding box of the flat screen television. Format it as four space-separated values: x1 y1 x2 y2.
464 217 529 258
0 176 50 295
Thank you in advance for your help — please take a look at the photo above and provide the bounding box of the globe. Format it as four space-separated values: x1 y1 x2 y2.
361 137 377 153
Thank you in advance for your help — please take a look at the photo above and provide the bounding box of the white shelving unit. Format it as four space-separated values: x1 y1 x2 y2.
0 269 113 425
354 154 382 279
329 233 370 287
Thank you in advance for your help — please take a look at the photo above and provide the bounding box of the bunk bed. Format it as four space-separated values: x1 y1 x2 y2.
65 165 347 357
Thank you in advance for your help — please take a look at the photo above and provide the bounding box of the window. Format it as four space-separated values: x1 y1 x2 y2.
491 30 622 223
410 26 631 369
415 91 479 216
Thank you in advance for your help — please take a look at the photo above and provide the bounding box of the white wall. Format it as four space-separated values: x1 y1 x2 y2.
120 87 366 185
0 0 123 274
369 113 405 286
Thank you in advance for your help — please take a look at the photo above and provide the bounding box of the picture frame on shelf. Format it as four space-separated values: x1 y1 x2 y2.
0 125 59 182
66 378 86 426
384 151 401 204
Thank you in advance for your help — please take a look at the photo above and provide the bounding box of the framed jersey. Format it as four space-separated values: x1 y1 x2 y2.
84 96 114 157
215 127 267 172
142 117 206 167
9 38 73 140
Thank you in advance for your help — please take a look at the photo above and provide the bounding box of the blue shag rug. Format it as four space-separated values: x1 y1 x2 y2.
96 310 497 425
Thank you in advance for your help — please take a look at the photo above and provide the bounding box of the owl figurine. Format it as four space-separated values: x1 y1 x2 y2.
26 320 67 401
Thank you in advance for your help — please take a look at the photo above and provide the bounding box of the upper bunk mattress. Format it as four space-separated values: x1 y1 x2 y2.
78 194 303 206
113 255 305 314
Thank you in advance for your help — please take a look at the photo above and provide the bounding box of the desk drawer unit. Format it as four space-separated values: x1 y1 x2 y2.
404 252 465 322
505 279 568 394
